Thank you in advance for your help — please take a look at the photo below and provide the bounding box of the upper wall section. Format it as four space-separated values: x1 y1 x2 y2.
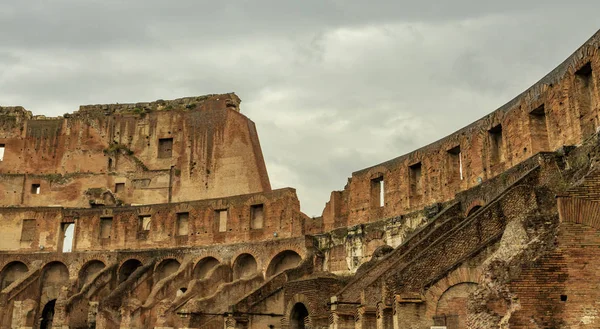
322 29 600 230
0 93 271 208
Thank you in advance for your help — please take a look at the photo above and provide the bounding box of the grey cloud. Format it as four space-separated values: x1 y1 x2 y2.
1 1 599 215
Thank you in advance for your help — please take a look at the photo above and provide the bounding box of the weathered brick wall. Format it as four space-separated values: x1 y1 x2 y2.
0 93 271 209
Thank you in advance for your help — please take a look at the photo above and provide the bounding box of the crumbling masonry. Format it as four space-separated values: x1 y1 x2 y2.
2 30 600 329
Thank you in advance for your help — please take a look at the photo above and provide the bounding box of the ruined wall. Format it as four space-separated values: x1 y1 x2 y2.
0 93 271 208
0 188 305 252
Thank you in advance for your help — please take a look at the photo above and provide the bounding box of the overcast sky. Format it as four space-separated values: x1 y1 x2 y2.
1 1 599 216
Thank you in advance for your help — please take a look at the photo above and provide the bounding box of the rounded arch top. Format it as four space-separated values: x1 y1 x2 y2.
232 253 258 280
266 250 302 278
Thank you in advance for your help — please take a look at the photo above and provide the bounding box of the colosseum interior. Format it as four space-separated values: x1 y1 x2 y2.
1 29 600 329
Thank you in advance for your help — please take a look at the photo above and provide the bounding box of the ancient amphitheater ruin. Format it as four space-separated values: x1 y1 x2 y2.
1 30 600 329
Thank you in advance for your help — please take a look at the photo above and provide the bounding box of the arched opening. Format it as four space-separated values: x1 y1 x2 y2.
193 257 220 279
290 302 309 329
40 299 56 329
266 250 302 277
78 260 106 288
434 282 479 328
0 261 29 290
467 205 482 217
42 262 69 285
232 253 258 280
156 259 181 281
118 259 142 283
61 223 75 253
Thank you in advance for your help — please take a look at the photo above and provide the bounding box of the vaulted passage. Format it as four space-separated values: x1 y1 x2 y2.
232 254 258 280
40 299 56 329
0 261 28 289
290 303 309 329
118 259 142 283
266 250 302 277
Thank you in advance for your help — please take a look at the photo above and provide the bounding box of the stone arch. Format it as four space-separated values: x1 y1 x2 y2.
284 294 315 329
424 266 483 321
266 250 302 277
193 257 220 279
155 258 181 281
40 299 56 329
290 302 309 329
465 200 485 217
41 262 69 285
0 261 29 290
232 253 258 280
118 259 143 283
78 260 106 288
434 282 479 328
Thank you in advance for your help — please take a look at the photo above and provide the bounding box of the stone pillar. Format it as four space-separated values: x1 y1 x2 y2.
225 314 248 329
392 295 426 329
11 299 37 329
376 302 392 329
356 306 377 329
329 297 356 329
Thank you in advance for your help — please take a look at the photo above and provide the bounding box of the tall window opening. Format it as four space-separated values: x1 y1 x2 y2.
575 62 595 136
447 145 463 182
31 184 41 195
215 209 228 232
115 183 125 194
100 217 113 239
176 212 189 236
0 144 5 161
370 176 384 208
139 215 151 231
488 124 504 164
158 138 173 158
409 162 422 196
61 223 74 253
250 204 264 229
529 104 549 152
20 219 36 242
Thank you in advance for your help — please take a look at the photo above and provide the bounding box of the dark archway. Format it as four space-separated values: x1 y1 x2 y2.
290 302 309 329
0 261 28 290
193 257 220 279
118 259 142 283
467 205 482 217
78 260 106 288
156 259 180 281
232 254 257 280
266 250 302 277
40 299 56 329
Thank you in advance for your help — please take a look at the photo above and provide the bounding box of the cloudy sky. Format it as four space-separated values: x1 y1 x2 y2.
0 1 599 216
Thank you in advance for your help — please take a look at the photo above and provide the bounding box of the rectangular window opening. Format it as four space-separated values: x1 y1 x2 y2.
251 204 264 229
176 212 189 236
447 145 463 182
20 219 36 242
215 209 228 232
529 104 549 152
100 217 113 239
488 124 504 163
0 144 5 161
31 184 40 195
370 176 384 208
158 138 174 158
409 162 422 195
115 183 125 193
139 215 151 231
575 62 595 136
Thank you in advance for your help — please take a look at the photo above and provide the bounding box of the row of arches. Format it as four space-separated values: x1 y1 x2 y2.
0 250 303 292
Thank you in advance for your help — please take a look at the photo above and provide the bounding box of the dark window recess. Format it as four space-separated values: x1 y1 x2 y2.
575 62 595 136
560 295 568 302
100 217 113 239
158 138 173 158
31 184 40 194
529 104 549 152
250 204 264 229
115 183 125 193
409 162 422 195
20 219 36 242
176 212 189 236
489 124 504 163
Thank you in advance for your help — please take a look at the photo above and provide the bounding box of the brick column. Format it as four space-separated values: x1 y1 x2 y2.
376 302 392 329
392 295 427 329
